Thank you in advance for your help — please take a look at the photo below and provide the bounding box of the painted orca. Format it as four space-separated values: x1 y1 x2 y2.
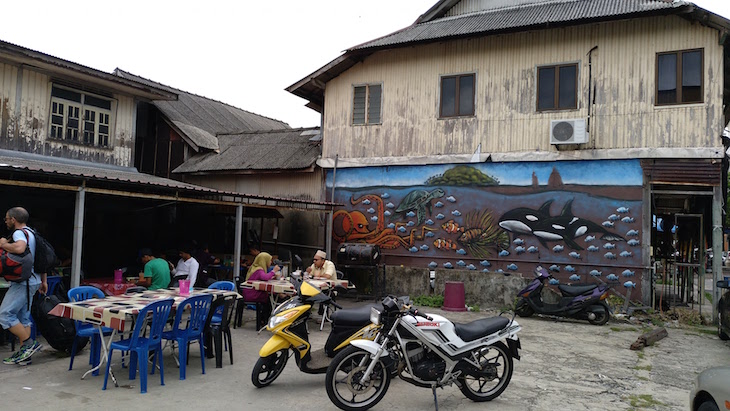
498 199 626 250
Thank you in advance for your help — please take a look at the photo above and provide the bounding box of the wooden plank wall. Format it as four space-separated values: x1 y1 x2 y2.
0 63 136 167
322 15 724 159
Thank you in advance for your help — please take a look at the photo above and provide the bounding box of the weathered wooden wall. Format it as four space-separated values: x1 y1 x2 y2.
186 172 327 250
187 172 323 201
0 64 136 166
322 15 724 159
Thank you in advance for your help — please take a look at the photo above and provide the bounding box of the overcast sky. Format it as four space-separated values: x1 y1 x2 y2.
0 0 728 129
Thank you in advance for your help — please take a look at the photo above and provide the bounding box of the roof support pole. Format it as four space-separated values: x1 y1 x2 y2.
713 185 723 322
325 154 338 258
71 186 85 289
641 177 651 306
234 204 243 281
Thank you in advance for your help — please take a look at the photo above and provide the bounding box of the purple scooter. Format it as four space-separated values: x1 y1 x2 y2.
515 266 611 325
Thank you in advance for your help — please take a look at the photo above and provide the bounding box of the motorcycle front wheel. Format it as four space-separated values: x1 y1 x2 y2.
458 341 513 402
514 299 534 317
251 349 289 387
325 345 391 411
587 304 610 326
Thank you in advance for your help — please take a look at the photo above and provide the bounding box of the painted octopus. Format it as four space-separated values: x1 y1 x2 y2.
333 194 436 249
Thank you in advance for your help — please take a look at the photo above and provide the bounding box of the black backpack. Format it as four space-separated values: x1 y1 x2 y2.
31 294 87 354
22 227 58 274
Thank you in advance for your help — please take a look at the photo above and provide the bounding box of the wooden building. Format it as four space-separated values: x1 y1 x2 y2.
288 0 730 308
0 40 333 286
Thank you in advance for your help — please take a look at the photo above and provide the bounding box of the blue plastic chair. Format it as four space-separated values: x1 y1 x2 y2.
208 281 235 291
103 298 174 394
68 286 114 376
46 275 62 296
208 281 235 322
161 294 213 380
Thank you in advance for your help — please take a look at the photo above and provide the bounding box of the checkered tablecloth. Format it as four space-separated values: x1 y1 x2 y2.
48 288 240 331
81 278 138 296
241 278 354 296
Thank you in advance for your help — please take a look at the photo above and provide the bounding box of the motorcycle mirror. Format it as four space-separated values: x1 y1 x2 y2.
535 266 548 277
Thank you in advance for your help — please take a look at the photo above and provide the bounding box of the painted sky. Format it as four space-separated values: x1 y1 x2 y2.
328 160 643 189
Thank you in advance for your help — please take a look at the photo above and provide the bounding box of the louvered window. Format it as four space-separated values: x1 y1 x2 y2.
352 84 382 125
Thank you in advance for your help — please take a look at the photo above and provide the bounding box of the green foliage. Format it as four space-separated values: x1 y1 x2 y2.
606 295 624 310
413 295 444 308
627 394 665 408
610 326 638 332
705 292 713 304
426 165 499 186
632 365 652 372
468 304 480 312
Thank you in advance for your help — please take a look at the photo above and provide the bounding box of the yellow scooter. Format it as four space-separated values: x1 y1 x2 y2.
251 278 381 387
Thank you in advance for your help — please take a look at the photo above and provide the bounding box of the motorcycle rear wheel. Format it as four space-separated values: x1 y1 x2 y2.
514 299 534 317
325 345 391 411
587 304 610 326
458 341 513 402
251 349 289 387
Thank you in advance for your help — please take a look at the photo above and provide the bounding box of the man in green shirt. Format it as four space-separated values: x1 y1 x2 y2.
138 248 171 290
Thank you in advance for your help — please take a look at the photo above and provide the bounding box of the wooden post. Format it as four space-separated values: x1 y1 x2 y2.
630 327 668 350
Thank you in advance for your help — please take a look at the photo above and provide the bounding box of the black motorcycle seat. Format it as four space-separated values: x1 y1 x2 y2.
558 284 598 296
330 304 379 327
453 316 510 343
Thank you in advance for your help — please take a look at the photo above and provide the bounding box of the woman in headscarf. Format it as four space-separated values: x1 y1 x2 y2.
242 252 281 329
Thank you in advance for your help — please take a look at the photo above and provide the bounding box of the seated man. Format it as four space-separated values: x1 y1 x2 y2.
137 248 171 290
170 245 199 292
306 250 336 280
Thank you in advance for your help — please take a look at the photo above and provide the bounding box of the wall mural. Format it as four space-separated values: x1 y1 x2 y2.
328 160 643 292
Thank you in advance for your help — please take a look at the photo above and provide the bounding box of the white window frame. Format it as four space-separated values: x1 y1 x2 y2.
49 85 115 148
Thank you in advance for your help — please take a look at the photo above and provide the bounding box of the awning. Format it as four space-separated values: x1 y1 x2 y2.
0 149 337 212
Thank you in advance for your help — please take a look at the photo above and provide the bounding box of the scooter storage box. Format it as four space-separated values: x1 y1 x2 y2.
337 243 381 266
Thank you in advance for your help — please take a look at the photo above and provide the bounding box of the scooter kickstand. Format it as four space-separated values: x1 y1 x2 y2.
431 384 439 411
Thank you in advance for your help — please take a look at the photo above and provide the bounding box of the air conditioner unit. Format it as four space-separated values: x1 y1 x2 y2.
550 118 588 144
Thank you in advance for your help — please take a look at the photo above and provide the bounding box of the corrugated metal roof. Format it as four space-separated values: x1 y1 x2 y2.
0 149 335 210
0 40 176 101
0 150 220 193
113 69 290 151
353 0 693 50
289 0 730 104
173 128 321 174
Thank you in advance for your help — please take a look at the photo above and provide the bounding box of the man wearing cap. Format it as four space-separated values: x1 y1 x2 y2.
306 250 336 280
138 249 171 290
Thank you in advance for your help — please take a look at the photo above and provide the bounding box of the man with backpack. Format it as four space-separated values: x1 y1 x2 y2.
0 207 47 365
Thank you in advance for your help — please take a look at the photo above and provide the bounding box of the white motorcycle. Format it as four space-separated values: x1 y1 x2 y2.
325 296 522 410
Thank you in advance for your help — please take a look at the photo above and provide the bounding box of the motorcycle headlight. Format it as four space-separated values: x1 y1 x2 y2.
268 310 298 328
370 307 382 325
274 300 298 315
